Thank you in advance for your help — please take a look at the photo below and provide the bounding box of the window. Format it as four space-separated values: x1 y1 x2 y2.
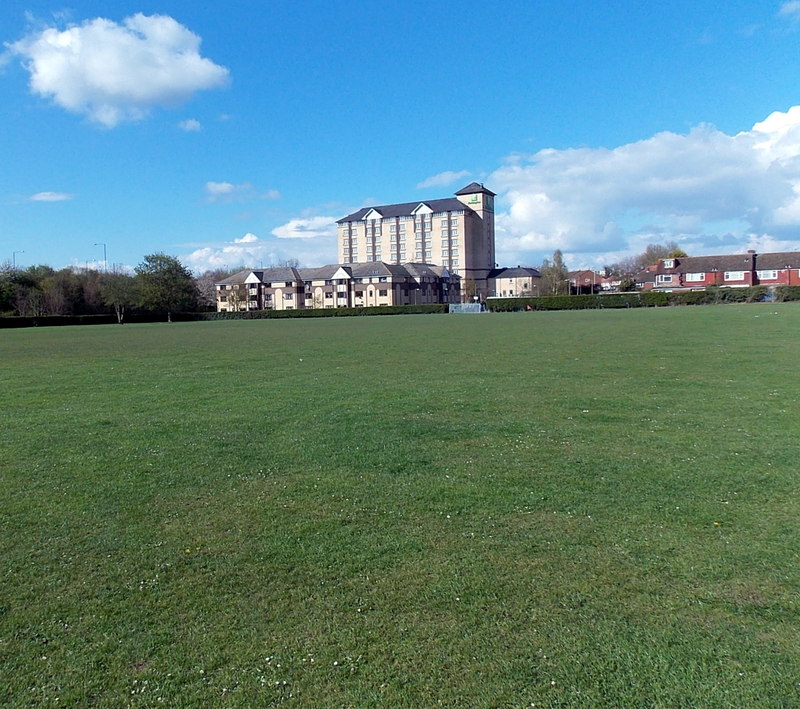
219 295 227 302
264 294 272 301
757 270 778 279
379 289 388 296
355 291 363 297
450 228 458 236
219 284 227 290
379 276 388 282
284 293 293 300
450 249 458 256
324 292 333 299
685 272 705 282
663 259 675 268
724 271 745 281
657 274 673 283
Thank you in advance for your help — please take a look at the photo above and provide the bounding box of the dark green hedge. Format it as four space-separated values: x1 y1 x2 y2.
486 286 785 312
775 286 800 302
197 304 448 320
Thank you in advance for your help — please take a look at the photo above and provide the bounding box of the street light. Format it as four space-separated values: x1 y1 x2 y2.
12 250 24 268
94 243 107 272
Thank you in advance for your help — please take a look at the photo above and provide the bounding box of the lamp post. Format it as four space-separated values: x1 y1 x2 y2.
94 243 107 272
12 250 24 269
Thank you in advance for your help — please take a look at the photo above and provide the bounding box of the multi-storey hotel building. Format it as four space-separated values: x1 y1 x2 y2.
336 182 496 298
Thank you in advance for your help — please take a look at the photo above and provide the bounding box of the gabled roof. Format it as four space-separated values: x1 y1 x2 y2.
215 269 251 286
754 251 800 269
489 266 541 279
338 197 467 223
454 182 496 197
658 253 756 273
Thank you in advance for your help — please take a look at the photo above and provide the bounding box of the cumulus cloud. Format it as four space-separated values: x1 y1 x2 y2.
489 106 800 268
271 216 338 240
29 191 73 201
178 118 202 132
182 232 337 273
234 232 258 244
417 170 471 189
6 14 229 127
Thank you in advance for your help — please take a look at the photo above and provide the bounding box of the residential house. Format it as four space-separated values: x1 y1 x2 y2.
488 266 541 297
568 270 602 294
651 251 800 290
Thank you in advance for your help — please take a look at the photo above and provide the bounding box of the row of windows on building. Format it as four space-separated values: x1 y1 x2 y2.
656 270 791 283
221 290 394 303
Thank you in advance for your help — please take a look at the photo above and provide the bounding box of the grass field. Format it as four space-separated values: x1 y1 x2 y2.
2 305 800 708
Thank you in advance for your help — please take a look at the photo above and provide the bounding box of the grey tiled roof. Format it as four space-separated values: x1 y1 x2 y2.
754 251 800 269
489 267 540 278
338 197 467 223
659 253 756 273
454 182 496 197
215 269 251 286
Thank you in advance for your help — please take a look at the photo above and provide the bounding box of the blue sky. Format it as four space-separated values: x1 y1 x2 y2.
3 1 800 273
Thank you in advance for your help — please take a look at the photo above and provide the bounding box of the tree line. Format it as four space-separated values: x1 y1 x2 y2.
0 254 236 323
537 242 688 295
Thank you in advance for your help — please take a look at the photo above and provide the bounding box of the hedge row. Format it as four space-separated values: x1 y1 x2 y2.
486 285 800 312
4 286 799 327
198 304 448 320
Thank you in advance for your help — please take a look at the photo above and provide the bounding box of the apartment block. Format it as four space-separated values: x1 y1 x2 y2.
215 262 460 312
336 182 496 298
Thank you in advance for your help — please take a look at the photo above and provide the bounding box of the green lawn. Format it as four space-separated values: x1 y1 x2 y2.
2 306 799 707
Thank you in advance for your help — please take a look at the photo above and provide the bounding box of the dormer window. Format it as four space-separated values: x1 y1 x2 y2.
663 259 675 268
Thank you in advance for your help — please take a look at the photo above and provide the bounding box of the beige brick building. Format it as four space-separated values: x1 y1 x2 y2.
336 182 496 299
215 262 459 311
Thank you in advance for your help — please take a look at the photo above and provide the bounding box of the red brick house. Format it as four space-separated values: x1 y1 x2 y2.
652 250 800 291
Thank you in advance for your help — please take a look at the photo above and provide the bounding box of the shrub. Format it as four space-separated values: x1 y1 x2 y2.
775 285 800 302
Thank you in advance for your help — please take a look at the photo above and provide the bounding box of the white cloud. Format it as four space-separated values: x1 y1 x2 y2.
234 232 258 244
6 14 229 127
271 216 338 240
779 1 800 19
489 106 800 268
182 232 337 273
29 191 73 201
417 170 471 189
178 118 202 132
203 181 280 203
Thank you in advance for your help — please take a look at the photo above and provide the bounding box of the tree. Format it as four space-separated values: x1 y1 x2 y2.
224 284 246 312
99 271 138 324
135 254 198 322
539 249 569 295
613 242 688 277
195 268 236 310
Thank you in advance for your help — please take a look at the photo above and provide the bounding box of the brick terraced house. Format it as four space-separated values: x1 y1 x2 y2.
652 251 800 290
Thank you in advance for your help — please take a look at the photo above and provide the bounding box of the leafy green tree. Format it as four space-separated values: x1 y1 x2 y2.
135 254 198 322
539 249 569 295
0 262 16 314
99 271 138 324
